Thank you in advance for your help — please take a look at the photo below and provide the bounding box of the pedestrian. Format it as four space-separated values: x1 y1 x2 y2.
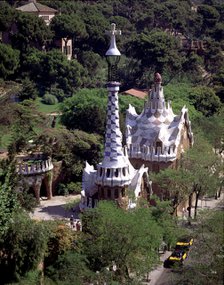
76 220 81 231
70 215 74 228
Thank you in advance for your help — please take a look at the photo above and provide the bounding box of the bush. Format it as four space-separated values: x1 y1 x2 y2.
67 182 82 194
19 78 38 101
42 93 58 105
49 87 65 102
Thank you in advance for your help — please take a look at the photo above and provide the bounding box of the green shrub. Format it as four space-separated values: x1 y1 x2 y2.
42 93 58 105
67 182 82 194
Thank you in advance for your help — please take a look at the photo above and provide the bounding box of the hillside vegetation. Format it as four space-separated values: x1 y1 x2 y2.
0 1 223 284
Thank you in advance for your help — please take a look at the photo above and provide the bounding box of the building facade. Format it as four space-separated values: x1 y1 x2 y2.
126 72 194 197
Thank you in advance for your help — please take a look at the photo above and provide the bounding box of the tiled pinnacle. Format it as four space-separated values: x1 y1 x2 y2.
102 83 124 165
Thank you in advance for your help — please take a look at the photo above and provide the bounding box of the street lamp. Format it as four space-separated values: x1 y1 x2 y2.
105 23 121 82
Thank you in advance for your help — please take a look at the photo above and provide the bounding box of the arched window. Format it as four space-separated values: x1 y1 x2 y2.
122 168 126 176
115 169 119 177
156 141 162 154
106 169 110 178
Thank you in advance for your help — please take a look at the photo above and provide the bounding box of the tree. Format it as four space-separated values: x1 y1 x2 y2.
182 133 220 219
151 167 192 216
11 12 52 52
189 86 222 117
81 201 166 283
197 4 220 35
174 210 224 285
0 43 19 79
128 30 183 81
149 198 184 250
79 50 106 87
0 212 48 284
50 14 87 56
45 250 92 285
22 48 86 95
60 88 107 135
0 160 18 236
0 1 16 31
36 127 103 184
195 114 224 154
8 100 46 155
80 6 109 55
18 78 38 101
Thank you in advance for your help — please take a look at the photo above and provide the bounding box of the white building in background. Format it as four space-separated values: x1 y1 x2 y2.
16 0 72 60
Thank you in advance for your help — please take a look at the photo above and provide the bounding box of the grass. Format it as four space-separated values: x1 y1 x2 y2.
35 97 60 114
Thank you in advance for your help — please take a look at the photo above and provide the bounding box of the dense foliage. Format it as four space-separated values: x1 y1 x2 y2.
0 0 223 284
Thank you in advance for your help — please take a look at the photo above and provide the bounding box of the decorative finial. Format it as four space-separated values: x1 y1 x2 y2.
154 72 162 84
105 23 121 56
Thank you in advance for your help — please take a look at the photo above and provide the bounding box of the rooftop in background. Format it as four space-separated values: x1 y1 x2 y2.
16 0 57 13
123 88 148 99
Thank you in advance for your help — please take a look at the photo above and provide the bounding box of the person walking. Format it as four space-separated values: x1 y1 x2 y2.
70 215 74 229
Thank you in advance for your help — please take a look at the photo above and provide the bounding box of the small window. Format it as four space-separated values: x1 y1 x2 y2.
115 169 119 177
156 141 162 148
106 169 110 178
100 167 103 177
121 188 125 197
63 46 71 55
114 188 119 199
122 168 126 176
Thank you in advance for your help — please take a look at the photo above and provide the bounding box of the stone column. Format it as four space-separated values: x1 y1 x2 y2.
34 183 41 203
45 171 53 199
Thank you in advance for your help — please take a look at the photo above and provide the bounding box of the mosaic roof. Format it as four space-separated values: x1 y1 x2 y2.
126 73 193 161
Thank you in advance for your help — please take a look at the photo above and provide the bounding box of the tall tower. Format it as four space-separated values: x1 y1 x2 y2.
95 23 131 202
80 24 150 210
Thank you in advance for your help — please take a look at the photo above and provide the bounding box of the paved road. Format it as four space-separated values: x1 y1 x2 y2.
147 193 224 285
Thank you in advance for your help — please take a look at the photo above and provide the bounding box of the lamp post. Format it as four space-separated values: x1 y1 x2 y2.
105 23 121 82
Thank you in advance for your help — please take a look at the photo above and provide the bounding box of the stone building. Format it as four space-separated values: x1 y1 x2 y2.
16 0 57 26
126 72 194 196
16 153 54 202
0 0 72 60
80 24 150 210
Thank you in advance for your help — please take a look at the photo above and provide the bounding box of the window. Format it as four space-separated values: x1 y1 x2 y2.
114 188 119 199
115 169 119 177
106 169 110 178
108 189 111 198
122 168 126 176
156 141 162 154
63 46 71 55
